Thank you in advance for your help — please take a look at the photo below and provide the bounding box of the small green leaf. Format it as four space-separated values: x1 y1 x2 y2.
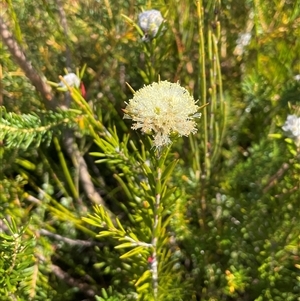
82 216 103 228
128 232 139 241
161 159 179 183
119 246 145 259
135 269 152 287
15 158 36 171
94 262 106 269
101 287 108 298
136 282 150 293
97 231 114 238
115 242 136 249
115 217 126 233
95 159 110 163
90 152 106 157
268 133 282 139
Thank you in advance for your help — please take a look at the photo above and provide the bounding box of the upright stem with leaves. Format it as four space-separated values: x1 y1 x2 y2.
149 146 175 300
85 128 180 300
192 0 226 228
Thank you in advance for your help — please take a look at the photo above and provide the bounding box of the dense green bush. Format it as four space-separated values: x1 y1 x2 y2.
0 0 299 300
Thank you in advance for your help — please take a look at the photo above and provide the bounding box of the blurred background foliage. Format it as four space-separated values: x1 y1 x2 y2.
0 0 299 300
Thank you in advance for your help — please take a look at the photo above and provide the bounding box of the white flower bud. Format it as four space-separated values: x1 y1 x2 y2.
59 73 80 88
138 9 164 41
282 114 300 145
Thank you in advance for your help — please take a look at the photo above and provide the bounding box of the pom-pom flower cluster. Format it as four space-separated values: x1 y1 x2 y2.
124 81 200 148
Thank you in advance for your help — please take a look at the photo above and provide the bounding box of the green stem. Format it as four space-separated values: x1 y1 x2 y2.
151 192 160 300
53 136 79 199
151 163 162 299
197 0 209 179
39 150 70 198
150 147 168 300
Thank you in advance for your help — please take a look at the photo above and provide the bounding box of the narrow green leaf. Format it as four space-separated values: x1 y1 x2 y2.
119 246 145 259
113 173 134 200
79 64 87 79
135 269 151 287
136 282 150 293
115 217 126 233
161 187 177 204
161 159 179 184
115 242 136 249
97 231 115 238
128 232 139 242
82 217 103 228
89 152 106 157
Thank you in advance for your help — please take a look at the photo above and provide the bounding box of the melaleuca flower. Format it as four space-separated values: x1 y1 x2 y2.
59 73 80 88
282 114 300 145
138 9 164 41
124 81 200 148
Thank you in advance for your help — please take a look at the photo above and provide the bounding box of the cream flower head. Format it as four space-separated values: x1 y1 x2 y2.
124 81 200 148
